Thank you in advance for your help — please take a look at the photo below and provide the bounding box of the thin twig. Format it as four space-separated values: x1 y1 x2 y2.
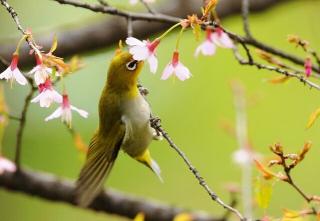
0 0 41 55
150 118 245 221
241 0 252 38
97 0 109 6
8 114 21 121
232 45 320 91
14 86 36 166
139 0 156 14
52 0 180 23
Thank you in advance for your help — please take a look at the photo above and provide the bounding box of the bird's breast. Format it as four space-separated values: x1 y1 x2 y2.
120 94 154 157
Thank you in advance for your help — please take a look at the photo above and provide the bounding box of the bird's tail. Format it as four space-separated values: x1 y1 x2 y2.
135 149 163 182
75 130 123 207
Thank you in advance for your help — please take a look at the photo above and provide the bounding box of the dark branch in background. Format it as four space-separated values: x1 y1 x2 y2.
0 0 287 68
0 169 220 221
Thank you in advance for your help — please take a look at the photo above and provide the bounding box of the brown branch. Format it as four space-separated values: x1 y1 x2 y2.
0 169 220 221
0 0 287 67
14 85 36 166
150 118 245 221
52 0 180 23
232 44 320 91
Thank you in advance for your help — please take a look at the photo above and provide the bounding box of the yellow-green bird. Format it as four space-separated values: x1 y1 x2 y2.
75 50 162 207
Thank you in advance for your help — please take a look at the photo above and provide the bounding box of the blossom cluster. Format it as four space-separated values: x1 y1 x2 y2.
125 26 234 81
0 41 88 127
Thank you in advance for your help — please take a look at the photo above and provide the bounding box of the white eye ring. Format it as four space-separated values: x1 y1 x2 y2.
126 60 138 71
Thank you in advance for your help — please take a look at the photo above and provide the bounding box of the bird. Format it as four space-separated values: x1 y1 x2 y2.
74 50 162 207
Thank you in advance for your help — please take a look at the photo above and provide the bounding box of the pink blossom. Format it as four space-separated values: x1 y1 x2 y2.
305 57 312 77
0 54 27 86
211 27 234 48
31 78 62 108
45 93 88 126
29 55 53 85
161 51 191 81
195 28 216 57
126 37 160 73
0 156 16 175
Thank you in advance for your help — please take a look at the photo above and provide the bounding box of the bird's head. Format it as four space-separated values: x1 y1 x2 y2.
106 51 144 92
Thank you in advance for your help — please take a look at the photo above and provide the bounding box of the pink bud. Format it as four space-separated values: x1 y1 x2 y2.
304 57 312 77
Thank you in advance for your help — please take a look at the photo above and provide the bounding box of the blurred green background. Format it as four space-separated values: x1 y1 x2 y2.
0 0 320 220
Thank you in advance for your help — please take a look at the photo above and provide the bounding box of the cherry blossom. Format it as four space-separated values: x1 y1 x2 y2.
126 37 160 73
195 27 234 57
211 27 234 48
45 93 88 127
31 78 62 108
29 54 53 85
161 51 191 81
195 28 216 57
0 156 16 175
304 57 312 77
0 53 28 86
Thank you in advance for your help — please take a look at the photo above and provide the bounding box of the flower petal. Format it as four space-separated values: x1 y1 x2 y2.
195 40 216 57
147 54 158 73
212 32 234 48
71 105 89 118
13 69 27 85
45 107 63 121
0 67 12 80
0 157 16 174
129 46 149 61
175 63 191 81
126 37 145 46
161 64 174 80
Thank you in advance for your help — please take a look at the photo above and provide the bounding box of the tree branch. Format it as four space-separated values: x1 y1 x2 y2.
150 118 245 221
0 169 220 221
0 0 287 67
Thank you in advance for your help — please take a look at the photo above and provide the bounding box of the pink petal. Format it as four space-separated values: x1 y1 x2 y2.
31 93 42 103
0 157 16 174
175 63 191 81
147 54 158 73
71 105 89 118
161 63 174 80
212 32 234 48
129 46 149 61
195 40 216 57
13 69 27 85
51 90 63 103
125 37 145 46
28 65 40 75
45 107 63 121
0 67 12 80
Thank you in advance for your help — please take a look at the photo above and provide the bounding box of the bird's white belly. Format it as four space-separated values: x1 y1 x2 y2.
120 95 154 157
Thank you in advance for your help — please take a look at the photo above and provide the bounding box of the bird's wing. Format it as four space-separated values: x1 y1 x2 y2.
75 121 125 207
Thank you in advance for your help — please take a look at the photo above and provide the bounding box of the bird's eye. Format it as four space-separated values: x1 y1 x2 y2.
126 60 138 71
